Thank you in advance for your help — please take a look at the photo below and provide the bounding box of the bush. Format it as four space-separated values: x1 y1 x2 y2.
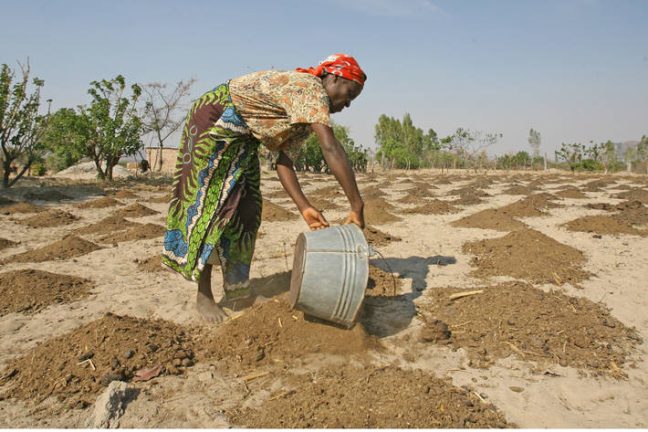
31 162 47 176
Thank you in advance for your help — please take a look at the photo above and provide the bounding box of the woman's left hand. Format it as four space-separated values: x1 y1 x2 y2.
301 207 330 230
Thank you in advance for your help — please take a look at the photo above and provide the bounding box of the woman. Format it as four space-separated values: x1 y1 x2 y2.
162 53 366 322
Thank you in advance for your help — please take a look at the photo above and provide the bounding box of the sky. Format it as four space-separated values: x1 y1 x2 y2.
2 0 647 156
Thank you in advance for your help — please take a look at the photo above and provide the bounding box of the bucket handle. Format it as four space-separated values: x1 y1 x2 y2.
367 245 399 296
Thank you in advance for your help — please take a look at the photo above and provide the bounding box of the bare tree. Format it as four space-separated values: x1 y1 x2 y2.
140 79 196 171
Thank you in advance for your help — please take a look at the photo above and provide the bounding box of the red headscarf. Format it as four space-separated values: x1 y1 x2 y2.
296 53 366 86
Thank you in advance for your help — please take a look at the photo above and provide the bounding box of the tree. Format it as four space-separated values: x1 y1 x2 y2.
292 123 368 173
140 79 195 171
528 128 541 158
374 113 438 169
0 61 50 188
82 75 143 181
40 107 89 172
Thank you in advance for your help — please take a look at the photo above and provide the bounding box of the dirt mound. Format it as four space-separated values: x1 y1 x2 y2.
23 190 72 202
196 299 380 373
420 282 641 376
616 202 648 226
586 200 643 212
564 215 646 237
583 178 616 191
227 364 510 428
0 313 197 407
2 236 103 264
0 196 16 206
106 189 138 199
613 188 648 204
112 203 159 218
502 184 537 195
98 223 165 244
452 208 528 231
364 197 402 224
431 176 453 184
135 254 164 273
450 191 485 205
462 229 591 285
449 187 491 198
555 187 587 199
0 202 43 215
396 191 424 204
75 215 138 236
264 189 288 199
262 199 298 222
75 197 123 209
0 237 18 251
15 209 79 228
308 196 341 211
0 269 94 316
498 193 561 218
361 185 387 198
366 265 402 297
310 185 344 201
403 199 460 215
364 225 401 247
143 194 171 204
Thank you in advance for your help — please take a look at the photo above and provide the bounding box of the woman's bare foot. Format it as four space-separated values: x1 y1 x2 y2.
196 291 229 323
196 264 228 323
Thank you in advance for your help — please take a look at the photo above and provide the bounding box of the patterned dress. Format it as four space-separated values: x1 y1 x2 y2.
162 71 331 299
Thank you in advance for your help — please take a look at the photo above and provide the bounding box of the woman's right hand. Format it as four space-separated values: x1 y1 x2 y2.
301 207 330 230
343 208 365 229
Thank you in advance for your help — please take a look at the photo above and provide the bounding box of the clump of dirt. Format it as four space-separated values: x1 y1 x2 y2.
2 235 103 264
555 187 587 199
462 229 591 285
502 184 537 195
613 188 648 204
97 223 165 244
583 178 616 191
75 197 123 209
112 203 159 218
451 191 486 206
106 189 138 199
616 202 648 226
364 197 402 224
366 265 403 297
0 269 94 316
227 364 511 428
308 196 340 211
564 215 647 237
23 190 71 202
498 193 561 218
310 185 344 201
262 199 298 222
196 299 380 373
135 254 164 273
364 225 401 247
403 199 460 215
0 202 43 215
449 187 491 198
75 215 139 236
420 282 642 376
15 209 79 228
451 208 528 231
0 313 197 407
0 237 18 251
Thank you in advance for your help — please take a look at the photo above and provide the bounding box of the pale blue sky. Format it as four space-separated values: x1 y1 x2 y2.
2 0 647 155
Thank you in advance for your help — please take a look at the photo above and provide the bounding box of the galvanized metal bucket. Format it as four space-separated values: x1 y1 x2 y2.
289 224 370 328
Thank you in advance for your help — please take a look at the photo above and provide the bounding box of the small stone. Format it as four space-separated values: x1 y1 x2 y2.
593 234 603 239
146 343 159 352
111 358 121 369
506 318 516 326
78 351 94 361
172 358 183 367
509 386 524 393
181 358 193 367
573 335 589 348
100 373 124 387
124 350 135 359
174 350 188 360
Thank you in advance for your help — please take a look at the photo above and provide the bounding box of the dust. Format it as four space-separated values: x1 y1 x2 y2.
227 364 511 428
420 282 642 376
196 299 381 374
75 197 123 209
97 223 165 244
135 254 164 273
262 199 299 222
0 313 197 407
451 208 528 231
1 235 103 264
364 225 401 247
462 229 591 285
403 199 460 215
0 269 94 316
564 215 647 237
366 265 403 297
14 209 79 228
112 203 159 218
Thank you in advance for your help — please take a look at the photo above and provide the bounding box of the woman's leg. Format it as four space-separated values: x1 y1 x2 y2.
195 263 229 322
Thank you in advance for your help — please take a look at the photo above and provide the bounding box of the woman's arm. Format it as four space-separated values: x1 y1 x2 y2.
311 123 365 228
276 151 328 229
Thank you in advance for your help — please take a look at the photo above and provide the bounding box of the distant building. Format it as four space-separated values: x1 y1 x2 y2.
145 147 178 174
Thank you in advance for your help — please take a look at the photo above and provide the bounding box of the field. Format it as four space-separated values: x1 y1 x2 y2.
0 169 647 428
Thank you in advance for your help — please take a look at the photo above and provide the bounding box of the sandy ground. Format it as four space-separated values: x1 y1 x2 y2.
0 169 647 427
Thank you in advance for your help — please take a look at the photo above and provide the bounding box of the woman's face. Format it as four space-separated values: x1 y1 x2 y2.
323 75 363 114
